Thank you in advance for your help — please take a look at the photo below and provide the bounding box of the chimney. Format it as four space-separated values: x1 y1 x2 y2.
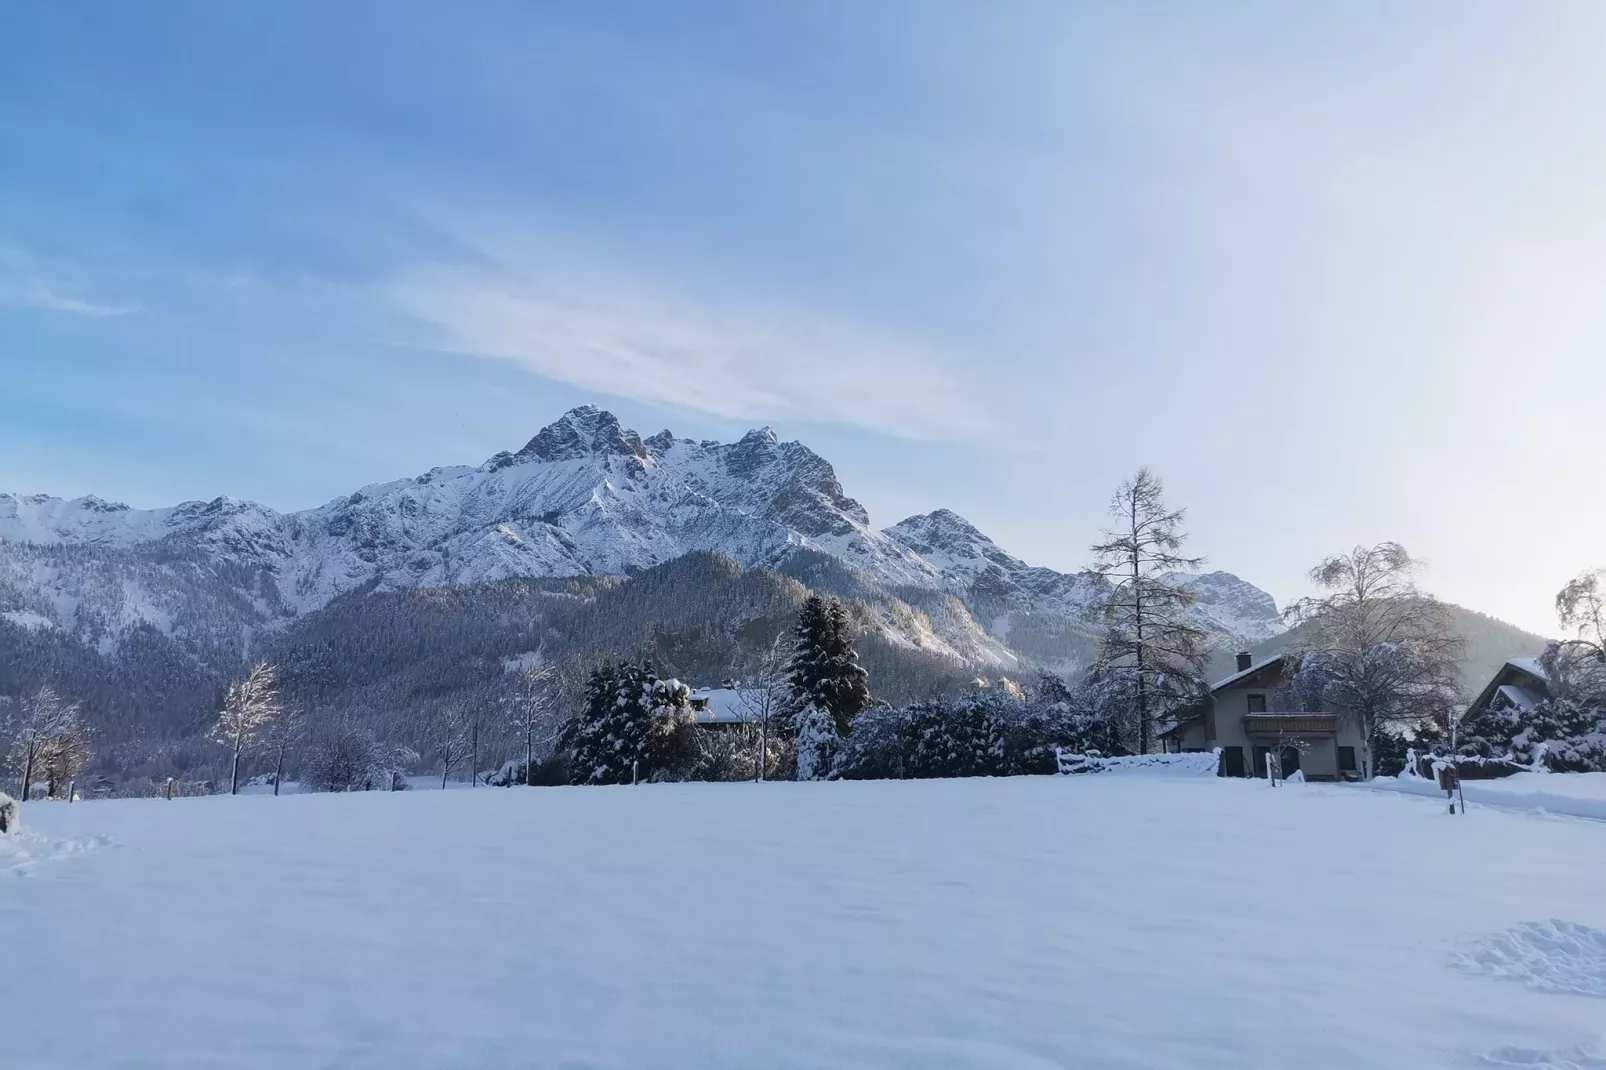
1236 652 1253 673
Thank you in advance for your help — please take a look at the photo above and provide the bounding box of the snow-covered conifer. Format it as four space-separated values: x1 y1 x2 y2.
793 705 839 781
787 595 870 738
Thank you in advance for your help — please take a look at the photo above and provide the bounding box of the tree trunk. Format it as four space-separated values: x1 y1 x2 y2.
442 764 449 790
21 745 34 802
525 724 534 787
273 745 286 796
758 719 767 783
471 723 479 787
1131 507 1148 755
230 746 242 795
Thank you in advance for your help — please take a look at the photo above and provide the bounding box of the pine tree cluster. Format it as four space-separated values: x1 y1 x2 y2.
1455 644 1606 772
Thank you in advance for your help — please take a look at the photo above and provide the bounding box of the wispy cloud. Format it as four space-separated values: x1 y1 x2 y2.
386 260 988 441
0 272 140 318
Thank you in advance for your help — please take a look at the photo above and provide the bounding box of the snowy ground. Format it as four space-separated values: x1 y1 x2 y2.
6 776 1606 1069
1363 770 1606 822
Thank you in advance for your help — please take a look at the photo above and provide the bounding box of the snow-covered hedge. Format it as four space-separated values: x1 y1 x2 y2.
1056 750 1221 778
0 791 17 834
834 694 1067 781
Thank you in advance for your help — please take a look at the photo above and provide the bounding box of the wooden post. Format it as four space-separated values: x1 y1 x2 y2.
1437 764 1461 814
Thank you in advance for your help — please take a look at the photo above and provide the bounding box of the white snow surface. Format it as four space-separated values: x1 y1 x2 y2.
1362 772 1606 822
9 775 1606 1069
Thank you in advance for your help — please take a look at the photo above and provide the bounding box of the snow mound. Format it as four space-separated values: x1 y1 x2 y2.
0 825 110 876
1453 921 1606 999
1057 750 1221 777
1362 775 1606 822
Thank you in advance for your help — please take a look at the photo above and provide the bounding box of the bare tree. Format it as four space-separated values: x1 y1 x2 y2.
425 706 476 789
4 686 85 802
212 662 283 795
503 661 559 786
1556 570 1606 659
1285 543 1463 779
42 713 91 799
1087 468 1211 754
302 719 416 793
737 640 793 782
263 706 308 796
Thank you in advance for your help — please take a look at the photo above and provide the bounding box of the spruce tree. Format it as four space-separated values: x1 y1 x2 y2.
786 595 869 735
787 595 832 717
563 662 650 785
561 660 695 784
820 598 871 733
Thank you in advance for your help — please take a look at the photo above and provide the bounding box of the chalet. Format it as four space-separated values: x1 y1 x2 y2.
1462 657 1550 725
1159 653 1369 780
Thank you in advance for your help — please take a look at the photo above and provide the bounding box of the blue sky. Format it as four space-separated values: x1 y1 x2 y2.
3 2 1604 635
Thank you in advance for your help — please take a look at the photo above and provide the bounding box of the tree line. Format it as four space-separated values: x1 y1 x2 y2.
9 467 1604 795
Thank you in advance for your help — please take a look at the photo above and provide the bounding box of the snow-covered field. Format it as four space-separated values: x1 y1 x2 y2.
1365 770 1606 822
6 776 1606 1069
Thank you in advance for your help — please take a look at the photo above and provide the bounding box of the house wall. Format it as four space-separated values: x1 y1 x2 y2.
1207 680 1366 780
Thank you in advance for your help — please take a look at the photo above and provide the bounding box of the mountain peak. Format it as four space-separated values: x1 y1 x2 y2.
887 509 995 550
516 406 646 463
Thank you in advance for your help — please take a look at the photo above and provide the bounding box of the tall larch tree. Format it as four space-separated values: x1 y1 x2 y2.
1087 468 1210 755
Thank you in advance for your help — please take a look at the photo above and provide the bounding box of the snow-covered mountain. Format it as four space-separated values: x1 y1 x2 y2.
0 406 1283 669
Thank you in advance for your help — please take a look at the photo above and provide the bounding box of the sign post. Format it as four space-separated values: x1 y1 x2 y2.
1436 764 1463 814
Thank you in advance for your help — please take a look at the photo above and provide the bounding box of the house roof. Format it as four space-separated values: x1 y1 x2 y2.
1207 654 1289 694
1464 656 1552 719
686 687 755 725
1495 684 1544 712
1506 656 1548 681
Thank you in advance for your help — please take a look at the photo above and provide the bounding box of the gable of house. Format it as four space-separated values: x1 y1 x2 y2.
1464 658 1551 721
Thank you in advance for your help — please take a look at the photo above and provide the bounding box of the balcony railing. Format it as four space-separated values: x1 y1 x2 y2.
1241 714 1338 736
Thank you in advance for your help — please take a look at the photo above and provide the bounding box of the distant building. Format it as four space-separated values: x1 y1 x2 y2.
686 687 756 729
1159 653 1369 780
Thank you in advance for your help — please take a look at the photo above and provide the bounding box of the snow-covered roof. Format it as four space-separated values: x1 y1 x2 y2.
1495 684 1543 712
1464 655 1554 719
1506 657 1548 681
687 688 755 725
1207 655 1287 693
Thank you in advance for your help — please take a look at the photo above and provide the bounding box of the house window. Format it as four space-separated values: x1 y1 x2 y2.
1247 693 1268 713
1252 745 1271 778
1337 746 1358 773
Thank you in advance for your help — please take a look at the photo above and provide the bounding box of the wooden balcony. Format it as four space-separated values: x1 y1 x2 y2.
1242 714 1338 736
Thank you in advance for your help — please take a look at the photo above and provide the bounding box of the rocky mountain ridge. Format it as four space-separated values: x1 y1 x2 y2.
1 406 1284 701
